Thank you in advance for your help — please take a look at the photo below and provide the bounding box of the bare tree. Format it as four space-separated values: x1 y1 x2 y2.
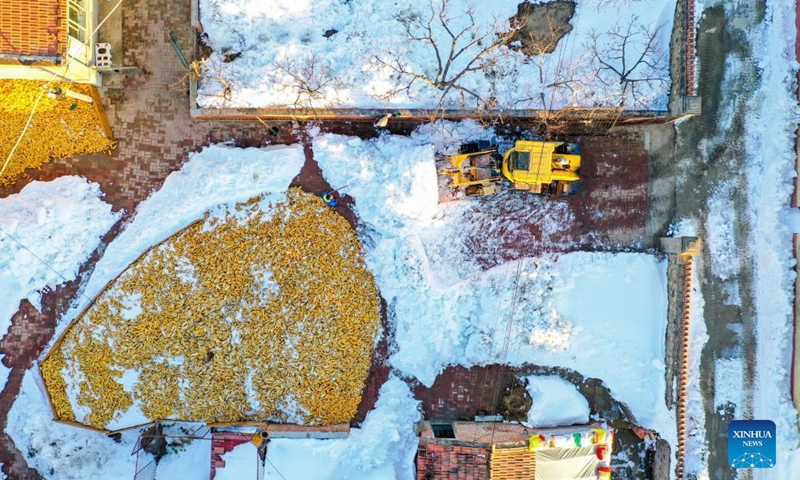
373 0 523 111
585 16 668 109
590 0 647 12
173 56 234 104
510 15 587 111
270 53 345 109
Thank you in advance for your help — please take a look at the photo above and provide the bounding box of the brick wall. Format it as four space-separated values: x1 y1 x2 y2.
686 0 697 96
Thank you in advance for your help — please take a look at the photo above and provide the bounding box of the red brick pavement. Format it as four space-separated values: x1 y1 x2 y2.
1 301 57 369
413 364 637 426
353 298 393 425
413 365 518 421
562 133 649 247
457 131 650 269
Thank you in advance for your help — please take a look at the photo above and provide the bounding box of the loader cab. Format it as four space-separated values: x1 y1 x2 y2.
502 140 581 194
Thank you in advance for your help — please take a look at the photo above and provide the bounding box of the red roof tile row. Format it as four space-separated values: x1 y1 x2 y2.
417 443 491 480
0 0 66 57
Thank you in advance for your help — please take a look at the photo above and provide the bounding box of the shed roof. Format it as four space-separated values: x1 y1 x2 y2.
0 0 65 58
416 443 490 480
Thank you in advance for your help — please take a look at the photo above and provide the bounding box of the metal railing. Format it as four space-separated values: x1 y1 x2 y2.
132 436 159 480
66 0 89 43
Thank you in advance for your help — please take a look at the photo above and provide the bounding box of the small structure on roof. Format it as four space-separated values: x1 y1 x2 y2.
416 421 614 480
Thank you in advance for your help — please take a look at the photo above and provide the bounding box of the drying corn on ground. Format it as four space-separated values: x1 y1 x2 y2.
41 188 381 431
0 80 115 185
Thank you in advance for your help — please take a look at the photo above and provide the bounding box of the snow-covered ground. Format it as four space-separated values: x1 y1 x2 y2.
524 375 590 428
217 443 258 480
6 371 137 480
262 377 420 480
0 177 118 390
744 0 800 475
154 437 211 480
685 0 800 475
198 0 674 110
314 131 675 442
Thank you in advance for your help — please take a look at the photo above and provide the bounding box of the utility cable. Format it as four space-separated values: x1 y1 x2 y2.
0 224 97 305
265 455 289 480
488 259 524 447
469 258 516 445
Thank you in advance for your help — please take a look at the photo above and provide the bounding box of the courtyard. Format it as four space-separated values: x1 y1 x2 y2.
0 0 798 479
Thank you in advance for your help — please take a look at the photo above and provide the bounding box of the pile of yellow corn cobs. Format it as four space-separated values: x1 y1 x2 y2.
0 80 115 185
41 189 381 430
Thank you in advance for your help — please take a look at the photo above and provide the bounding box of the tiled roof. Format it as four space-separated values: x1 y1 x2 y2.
0 0 66 58
490 446 536 480
417 443 490 480
417 442 536 480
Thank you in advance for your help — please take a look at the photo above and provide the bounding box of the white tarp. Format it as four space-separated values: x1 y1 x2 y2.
535 445 600 480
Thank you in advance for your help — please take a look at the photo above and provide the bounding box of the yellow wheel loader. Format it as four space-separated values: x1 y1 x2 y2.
439 140 581 198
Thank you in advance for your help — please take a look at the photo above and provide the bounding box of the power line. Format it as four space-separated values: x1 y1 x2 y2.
265 455 289 480
487 259 524 447
0 0 126 181
465 257 515 444
0 225 97 305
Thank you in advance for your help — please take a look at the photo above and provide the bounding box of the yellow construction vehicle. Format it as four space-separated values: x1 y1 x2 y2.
439 140 581 198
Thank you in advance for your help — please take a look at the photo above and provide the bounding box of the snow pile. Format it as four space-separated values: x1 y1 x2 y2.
216 443 258 480
6 371 137 480
314 132 673 439
154 439 210 480
263 376 420 480
524 375 590 428
198 0 674 110
0 177 118 332
667 216 697 237
56 144 305 335
314 135 439 227
713 357 744 412
743 0 800 474
706 181 742 306
0 177 118 388
409 120 498 155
